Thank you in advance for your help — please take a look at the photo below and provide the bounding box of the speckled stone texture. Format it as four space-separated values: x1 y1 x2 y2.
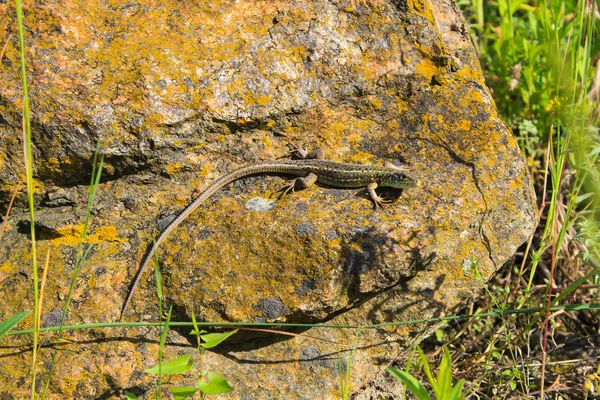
0 0 536 398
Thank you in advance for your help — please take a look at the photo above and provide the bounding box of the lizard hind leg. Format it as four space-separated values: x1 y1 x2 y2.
286 144 325 160
276 172 318 199
384 161 413 172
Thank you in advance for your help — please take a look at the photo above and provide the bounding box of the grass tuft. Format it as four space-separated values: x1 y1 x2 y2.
14 0 39 397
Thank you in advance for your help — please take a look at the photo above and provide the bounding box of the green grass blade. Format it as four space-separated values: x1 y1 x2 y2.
387 367 431 400
124 391 138 399
0 312 29 339
449 379 465 400
153 244 163 316
15 1 39 397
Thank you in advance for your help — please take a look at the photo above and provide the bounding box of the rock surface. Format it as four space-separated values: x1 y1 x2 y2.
0 0 536 398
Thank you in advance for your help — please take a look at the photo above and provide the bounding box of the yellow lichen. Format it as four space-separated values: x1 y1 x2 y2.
165 161 184 175
369 97 382 109
407 0 436 25
87 225 126 243
456 119 471 131
200 163 212 178
415 58 439 81
257 95 272 105
350 152 376 164
396 100 409 114
49 225 85 247
47 224 125 247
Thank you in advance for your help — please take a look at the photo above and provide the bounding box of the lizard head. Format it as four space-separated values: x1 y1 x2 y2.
381 172 420 189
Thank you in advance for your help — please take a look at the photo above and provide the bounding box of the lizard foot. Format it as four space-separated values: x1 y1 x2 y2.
285 144 325 160
372 194 392 209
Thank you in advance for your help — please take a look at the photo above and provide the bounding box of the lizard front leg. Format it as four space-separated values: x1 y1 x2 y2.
366 182 391 209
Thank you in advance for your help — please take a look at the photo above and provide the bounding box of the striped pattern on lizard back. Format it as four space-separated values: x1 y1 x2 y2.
119 157 418 319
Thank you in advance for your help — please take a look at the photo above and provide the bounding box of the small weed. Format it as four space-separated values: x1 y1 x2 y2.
126 315 237 399
338 327 361 399
0 312 29 339
123 256 235 399
388 346 465 400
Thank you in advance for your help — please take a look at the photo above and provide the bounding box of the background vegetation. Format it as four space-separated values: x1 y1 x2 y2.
414 0 600 397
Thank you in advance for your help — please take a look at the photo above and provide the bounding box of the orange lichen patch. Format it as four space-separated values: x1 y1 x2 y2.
455 119 471 131
349 151 377 164
407 0 437 25
386 118 400 132
455 65 486 82
321 117 379 150
199 163 212 178
257 95 272 106
369 97 382 110
415 58 439 82
396 100 409 114
47 224 125 247
169 192 190 208
41 154 76 173
261 135 274 153
49 224 85 246
165 161 184 175
87 225 126 244
458 88 485 108
0 261 19 282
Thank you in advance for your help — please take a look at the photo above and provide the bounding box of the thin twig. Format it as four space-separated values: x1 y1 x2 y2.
0 184 21 243
0 32 13 62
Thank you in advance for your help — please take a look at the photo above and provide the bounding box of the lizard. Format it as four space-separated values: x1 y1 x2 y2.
119 148 419 319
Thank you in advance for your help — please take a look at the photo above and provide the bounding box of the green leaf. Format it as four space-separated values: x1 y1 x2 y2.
154 246 163 304
387 367 431 400
145 354 194 375
436 348 453 399
0 312 28 339
417 346 438 393
575 192 594 204
200 329 238 349
449 379 465 400
190 328 207 336
197 371 233 395
124 391 138 399
170 386 199 400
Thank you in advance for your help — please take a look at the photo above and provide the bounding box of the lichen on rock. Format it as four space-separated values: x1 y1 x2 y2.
0 0 536 398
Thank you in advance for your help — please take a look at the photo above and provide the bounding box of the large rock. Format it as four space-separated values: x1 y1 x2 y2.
0 0 536 398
